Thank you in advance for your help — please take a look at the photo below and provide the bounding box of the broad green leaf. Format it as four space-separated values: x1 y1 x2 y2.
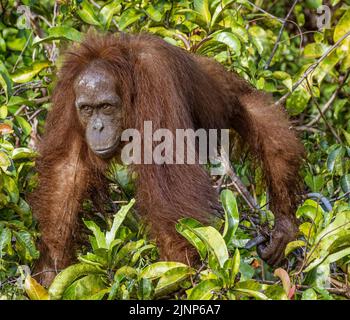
305 0 322 9
83 220 107 249
304 43 330 58
194 0 211 26
341 129 350 147
327 146 344 174
176 218 207 259
105 198 135 248
114 239 145 267
191 226 229 267
6 37 26 51
145 5 163 22
2 175 19 203
137 278 153 300
341 174 350 193
211 0 235 27
305 211 350 271
296 199 324 224
220 189 239 244
302 288 318 300
11 147 36 160
285 240 306 256
0 227 11 258
15 116 32 136
32 27 82 45
188 279 221 300
286 85 311 116
49 263 105 300
229 248 240 286
304 174 324 193
0 61 12 102
155 266 194 298
14 230 39 261
299 222 316 241
0 105 8 119
140 262 188 280
213 31 241 55
233 288 269 300
334 9 350 45
62 274 107 300
77 0 101 26
24 276 49 300
0 150 11 171
11 62 50 84
265 284 288 300
118 9 144 31
100 0 121 29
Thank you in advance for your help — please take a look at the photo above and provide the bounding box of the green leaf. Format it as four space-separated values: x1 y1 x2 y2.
62 274 107 300
0 61 12 102
83 220 107 249
114 239 145 267
10 61 50 84
11 147 36 160
24 276 49 300
286 85 311 116
140 262 188 280
341 174 350 193
0 227 11 258
77 0 101 26
15 115 32 137
49 263 105 300
220 189 240 244
213 31 241 55
188 279 221 300
302 288 318 300
285 240 307 256
334 10 350 44
233 288 269 300
304 43 330 58
305 211 350 271
230 248 240 286
176 218 207 259
305 0 322 9
194 0 211 26
304 174 324 193
145 5 163 22
33 27 82 45
155 266 194 298
100 0 121 29
137 278 153 300
211 0 235 27
14 230 39 261
105 198 135 248
118 9 144 31
326 146 344 173
341 129 350 147
191 226 229 268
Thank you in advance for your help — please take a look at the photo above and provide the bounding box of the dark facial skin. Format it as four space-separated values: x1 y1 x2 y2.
74 62 122 159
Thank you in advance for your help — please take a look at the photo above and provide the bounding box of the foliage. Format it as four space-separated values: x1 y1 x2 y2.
1 0 350 300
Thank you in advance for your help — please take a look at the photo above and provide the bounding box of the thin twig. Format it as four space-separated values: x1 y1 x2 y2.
277 31 350 105
265 0 299 69
302 71 350 128
305 78 342 144
221 154 264 216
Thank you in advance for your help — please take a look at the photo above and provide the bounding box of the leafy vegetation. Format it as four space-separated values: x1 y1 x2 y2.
1 0 350 300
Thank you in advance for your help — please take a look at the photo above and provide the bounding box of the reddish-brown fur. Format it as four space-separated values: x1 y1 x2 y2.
30 32 304 286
